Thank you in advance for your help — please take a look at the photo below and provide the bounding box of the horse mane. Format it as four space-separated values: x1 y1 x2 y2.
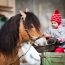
0 12 40 55
0 14 21 54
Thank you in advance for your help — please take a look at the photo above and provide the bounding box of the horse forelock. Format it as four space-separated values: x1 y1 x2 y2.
24 12 41 31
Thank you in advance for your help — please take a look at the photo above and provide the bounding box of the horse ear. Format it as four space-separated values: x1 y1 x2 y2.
20 10 26 21
25 8 29 12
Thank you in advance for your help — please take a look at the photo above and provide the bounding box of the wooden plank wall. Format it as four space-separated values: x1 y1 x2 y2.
0 0 15 18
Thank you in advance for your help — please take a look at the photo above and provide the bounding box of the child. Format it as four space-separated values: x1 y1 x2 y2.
45 10 65 52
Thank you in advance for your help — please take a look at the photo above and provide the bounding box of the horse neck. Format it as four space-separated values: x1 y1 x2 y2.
0 50 19 65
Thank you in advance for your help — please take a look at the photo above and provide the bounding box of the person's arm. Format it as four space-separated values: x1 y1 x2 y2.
57 27 65 43
44 27 52 38
57 35 65 43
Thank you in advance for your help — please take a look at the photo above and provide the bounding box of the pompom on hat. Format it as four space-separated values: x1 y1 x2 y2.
51 10 62 25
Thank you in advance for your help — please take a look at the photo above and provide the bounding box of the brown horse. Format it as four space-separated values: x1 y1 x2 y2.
0 11 46 65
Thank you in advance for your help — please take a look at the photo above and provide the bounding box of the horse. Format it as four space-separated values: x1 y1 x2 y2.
0 11 47 65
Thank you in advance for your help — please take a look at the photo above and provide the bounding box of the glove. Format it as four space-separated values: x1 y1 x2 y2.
57 38 64 43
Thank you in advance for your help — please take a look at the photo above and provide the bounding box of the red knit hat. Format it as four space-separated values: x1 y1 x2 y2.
51 10 62 25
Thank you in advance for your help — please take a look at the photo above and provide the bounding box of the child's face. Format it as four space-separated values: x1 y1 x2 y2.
51 21 58 28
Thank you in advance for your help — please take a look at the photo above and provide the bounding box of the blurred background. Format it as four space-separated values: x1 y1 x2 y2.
0 0 65 31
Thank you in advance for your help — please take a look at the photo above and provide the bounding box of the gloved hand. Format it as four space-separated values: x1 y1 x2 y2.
57 38 64 43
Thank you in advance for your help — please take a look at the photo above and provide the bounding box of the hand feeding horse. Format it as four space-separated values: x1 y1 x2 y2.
0 11 47 65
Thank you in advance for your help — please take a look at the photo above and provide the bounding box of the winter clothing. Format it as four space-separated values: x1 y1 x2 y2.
45 10 65 52
55 47 64 53
51 10 62 25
